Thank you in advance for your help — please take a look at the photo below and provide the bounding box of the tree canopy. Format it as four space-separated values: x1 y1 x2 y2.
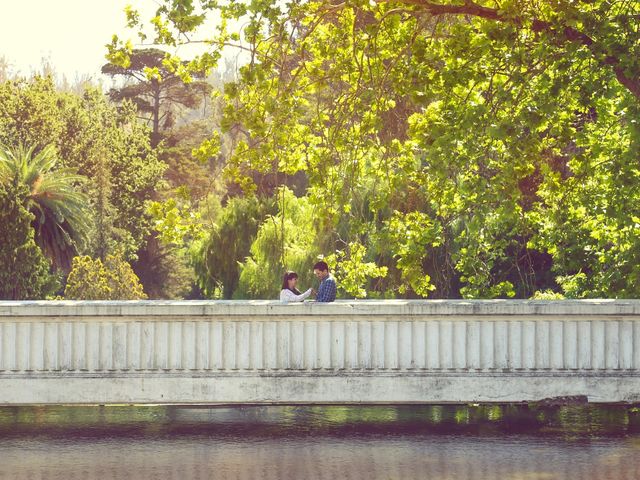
102 48 212 147
0 77 166 260
106 0 640 298
2 1 638 299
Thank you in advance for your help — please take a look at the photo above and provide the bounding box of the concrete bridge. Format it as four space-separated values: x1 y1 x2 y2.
0 300 639 404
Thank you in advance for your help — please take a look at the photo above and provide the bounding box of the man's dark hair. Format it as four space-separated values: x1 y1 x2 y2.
313 261 329 272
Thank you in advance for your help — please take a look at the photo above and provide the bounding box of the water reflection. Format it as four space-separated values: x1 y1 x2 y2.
0 405 639 480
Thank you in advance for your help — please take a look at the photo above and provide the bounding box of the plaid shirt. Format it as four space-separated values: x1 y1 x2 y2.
316 274 337 302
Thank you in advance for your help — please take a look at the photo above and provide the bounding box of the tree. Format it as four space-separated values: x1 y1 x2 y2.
0 77 167 260
74 87 167 259
192 195 276 298
136 193 204 299
102 48 212 147
111 0 640 299
160 119 224 200
64 255 147 300
393 0 640 100
0 143 91 269
235 188 318 299
0 182 57 299
0 56 12 82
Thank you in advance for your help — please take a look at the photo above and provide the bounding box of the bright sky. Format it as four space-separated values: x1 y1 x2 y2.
0 0 170 82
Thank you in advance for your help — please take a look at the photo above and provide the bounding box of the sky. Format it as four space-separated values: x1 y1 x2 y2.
0 0 168 82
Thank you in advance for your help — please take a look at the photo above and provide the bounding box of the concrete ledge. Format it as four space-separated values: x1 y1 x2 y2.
2 299 640 317
1 375 638 404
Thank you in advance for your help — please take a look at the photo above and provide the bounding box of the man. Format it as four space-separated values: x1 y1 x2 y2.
313 261 337 303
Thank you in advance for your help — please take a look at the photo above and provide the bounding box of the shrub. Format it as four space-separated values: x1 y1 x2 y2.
64 255 147 300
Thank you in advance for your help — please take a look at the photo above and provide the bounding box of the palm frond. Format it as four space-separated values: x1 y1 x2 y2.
0 143 92 269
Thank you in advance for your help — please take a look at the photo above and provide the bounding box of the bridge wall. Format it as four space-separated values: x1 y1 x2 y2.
0 300 639 404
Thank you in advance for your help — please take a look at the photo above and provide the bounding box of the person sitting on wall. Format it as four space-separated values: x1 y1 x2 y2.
280 271 314 303
313 261 337 303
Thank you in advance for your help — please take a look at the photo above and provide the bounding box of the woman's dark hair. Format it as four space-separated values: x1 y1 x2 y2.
282 271 301 294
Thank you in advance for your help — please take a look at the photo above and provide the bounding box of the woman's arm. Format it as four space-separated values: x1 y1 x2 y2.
280 288 312 302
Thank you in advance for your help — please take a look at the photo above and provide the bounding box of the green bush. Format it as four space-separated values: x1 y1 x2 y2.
64 255 147 300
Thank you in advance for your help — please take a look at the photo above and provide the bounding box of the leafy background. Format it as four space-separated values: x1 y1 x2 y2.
1 0 639 299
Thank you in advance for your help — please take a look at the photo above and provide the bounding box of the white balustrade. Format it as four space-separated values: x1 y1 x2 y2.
0 300 638 403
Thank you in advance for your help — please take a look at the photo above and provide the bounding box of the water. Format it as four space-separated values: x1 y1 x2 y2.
0 405 639 479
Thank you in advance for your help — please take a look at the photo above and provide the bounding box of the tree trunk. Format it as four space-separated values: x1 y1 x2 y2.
151 80 161 148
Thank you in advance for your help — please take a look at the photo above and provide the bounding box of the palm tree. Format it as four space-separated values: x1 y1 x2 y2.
0 144 91 269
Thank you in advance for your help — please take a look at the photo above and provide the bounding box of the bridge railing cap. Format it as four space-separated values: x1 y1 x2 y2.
0 299 638 316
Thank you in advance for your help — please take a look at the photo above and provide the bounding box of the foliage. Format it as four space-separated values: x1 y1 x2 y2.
102 48 212 147
147 194 204 247
116 0 640 299
0 77 166 261
0 182 58 299
236 188 318 299
325 242 387 298
386 212 440 297
160 120 223 201
132 234 194 299
79 90 167 260
192 195 276 298
0 143 91 269
64 255 147 300
531 290 565 300
143 192 207 299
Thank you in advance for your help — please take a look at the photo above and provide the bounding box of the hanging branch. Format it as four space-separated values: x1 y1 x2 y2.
375 0 640 100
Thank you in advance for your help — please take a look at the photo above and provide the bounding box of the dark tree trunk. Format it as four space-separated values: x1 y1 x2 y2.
151 80 161 148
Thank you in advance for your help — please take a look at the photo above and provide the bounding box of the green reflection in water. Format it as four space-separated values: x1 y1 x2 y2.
0 404 638 438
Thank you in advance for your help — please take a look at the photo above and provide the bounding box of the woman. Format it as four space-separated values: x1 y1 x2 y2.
280 271 313 302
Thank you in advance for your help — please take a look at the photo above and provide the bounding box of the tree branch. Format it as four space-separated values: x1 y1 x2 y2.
389 0 501 20
379 0 640 99
546 22 640 99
